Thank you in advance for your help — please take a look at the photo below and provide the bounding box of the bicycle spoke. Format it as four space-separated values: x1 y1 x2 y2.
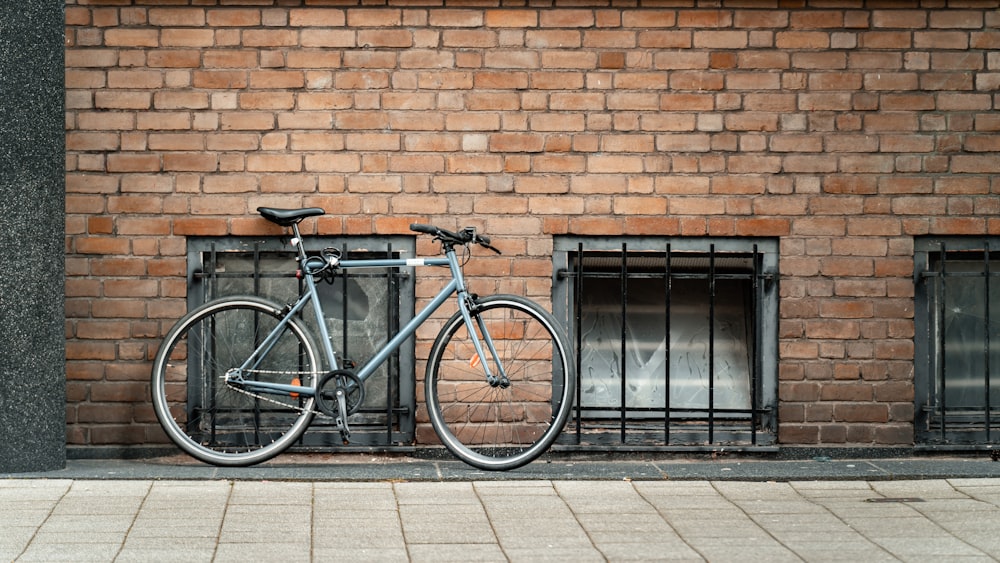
426 295 574 471
152 298 319 466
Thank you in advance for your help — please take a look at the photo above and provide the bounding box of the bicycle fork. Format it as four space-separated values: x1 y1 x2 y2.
443 243 510 388
458 293 510 388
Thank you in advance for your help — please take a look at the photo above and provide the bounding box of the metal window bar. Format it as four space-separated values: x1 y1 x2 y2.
708 244 715 444
664 242 671 443
987 242 992 441
751 243 761 446
939 242 948 440
917 241 1000 446
560 242 775 449
619 243 628 443
189 238 416 450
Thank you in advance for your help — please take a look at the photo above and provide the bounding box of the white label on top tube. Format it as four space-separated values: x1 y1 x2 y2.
406 258 425 267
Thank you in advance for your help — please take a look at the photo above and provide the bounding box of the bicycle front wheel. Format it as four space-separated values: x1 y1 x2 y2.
425 295 575 471
151 297 320 466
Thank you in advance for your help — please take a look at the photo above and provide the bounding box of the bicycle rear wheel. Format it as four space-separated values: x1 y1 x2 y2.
151 297 320 466
424 295 575 471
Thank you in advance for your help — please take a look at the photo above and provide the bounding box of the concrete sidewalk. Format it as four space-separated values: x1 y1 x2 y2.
5 452 1000 482
4 456 1000 561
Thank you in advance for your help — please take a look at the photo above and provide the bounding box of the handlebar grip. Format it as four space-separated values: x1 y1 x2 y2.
410 224 438 235
410 224 499 253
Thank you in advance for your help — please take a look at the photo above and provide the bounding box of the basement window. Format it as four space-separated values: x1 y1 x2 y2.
186 236 416 448
553 237 778 449
915 237 1000 448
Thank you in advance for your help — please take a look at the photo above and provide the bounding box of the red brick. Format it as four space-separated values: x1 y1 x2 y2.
104 29 158 47
872 10 926 29
951 155 1000 174
581 32 632 52
915 31 969 50
107 70 163 89
107 154 160 173
221 112 275 131
638 31 691 49
790 10 844 29
173 217 230 236
484 10 536 28
66 341 116 361
359 30 412 49
776 31 830 49
162 153 217 172
206 8 260 27
289 8 346 27
193 71 249 89
161 29 214 47
621 9 677 29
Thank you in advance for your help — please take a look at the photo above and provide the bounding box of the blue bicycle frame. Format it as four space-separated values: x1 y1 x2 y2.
228 224 506 399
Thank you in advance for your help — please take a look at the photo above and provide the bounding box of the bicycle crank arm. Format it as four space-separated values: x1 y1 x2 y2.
335 387 351 444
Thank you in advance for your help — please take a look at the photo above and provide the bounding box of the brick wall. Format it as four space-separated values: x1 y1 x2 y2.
65 0 1000 452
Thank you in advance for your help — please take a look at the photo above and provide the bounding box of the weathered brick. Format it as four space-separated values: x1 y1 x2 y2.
205 8 259 27
289 8 346 27
159 28 213 47
484 9 536 28
104 29 158 48
193 70 249 89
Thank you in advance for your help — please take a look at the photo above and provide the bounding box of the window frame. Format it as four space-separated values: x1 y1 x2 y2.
914 236 1000 448
552 236 780 450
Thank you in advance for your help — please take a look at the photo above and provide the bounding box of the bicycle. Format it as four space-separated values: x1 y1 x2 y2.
151 207 575 471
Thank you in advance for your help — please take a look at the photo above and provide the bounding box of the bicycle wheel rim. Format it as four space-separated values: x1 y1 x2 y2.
425 296 574 471
151 298 319 466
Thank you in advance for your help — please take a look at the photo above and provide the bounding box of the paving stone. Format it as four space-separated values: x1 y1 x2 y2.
407 543 508 562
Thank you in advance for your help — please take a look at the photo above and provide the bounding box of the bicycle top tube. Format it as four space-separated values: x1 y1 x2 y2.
337 256 450 269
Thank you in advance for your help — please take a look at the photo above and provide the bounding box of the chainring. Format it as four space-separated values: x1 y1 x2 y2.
315 369 365 419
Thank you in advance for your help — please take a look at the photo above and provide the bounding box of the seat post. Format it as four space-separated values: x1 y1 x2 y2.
289 222 308 264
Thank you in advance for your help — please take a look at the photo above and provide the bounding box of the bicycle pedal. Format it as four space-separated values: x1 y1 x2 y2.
290 377 300 398
336 417 351 445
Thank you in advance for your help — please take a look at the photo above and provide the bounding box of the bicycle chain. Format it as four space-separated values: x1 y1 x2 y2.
222 370 335 420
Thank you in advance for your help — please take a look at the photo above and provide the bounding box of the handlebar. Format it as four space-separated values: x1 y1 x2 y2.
410 224 501 255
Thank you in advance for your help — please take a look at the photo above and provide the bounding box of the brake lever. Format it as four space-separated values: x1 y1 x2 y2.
466 229 501 255
479 239 502 255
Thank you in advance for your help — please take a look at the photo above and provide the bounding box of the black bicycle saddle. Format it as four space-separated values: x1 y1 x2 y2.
257 207 325 226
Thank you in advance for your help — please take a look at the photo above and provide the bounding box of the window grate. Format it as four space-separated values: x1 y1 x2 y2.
915 238 1000 447
187 236 417 450
553 237 779 450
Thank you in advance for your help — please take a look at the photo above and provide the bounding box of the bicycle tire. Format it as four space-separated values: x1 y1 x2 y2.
151 296 320 466
424 295 575 471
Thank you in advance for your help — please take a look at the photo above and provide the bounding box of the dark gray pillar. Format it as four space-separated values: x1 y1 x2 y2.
0 0 66 472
